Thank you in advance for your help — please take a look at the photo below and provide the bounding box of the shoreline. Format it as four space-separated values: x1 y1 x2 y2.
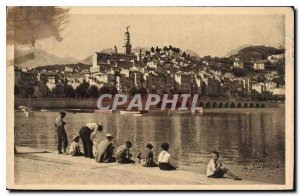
12 146 271 189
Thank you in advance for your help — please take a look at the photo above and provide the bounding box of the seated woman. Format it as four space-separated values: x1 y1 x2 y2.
207 151 242 180
142 143 158 167
158 142 176 170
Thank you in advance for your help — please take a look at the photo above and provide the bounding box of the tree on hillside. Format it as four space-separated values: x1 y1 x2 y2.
110 86 118 96
76 80 90 98
99 86 111 95
89 85 99 98
174 48 180 54
138 87 148 97
25 86 35 97
129 86 138 97
232 67 248 77
14 85 21 96
64 85 75 98
155 46 161 54
182 51 187 58
51 86 62 98
150 47 155 53
99 85 118 96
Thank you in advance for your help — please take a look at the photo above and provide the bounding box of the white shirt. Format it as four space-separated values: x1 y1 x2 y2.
85 123 99 140
206 159 217 176
85 123 99 131
158 150 171 163
55 115 64 127
69 141 80 156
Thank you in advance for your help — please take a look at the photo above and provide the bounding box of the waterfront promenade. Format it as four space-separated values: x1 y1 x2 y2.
12 146 269 190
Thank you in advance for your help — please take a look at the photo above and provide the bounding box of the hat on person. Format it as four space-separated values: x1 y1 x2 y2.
72 135 80 141
97 122 103 131
60 111 66 116
106 133 113 138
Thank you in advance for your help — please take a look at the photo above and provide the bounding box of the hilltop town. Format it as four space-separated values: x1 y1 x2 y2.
14 27 285 102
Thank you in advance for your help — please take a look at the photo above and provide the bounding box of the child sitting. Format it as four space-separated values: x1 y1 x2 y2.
69 135 84 156
139 143 158 167
158 142 176 170
116 141 135 164
207 151 242 180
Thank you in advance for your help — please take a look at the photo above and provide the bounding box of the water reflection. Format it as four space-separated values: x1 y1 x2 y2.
14 108 285 183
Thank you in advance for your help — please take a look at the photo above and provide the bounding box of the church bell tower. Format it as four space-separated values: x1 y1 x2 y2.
123 26 132 54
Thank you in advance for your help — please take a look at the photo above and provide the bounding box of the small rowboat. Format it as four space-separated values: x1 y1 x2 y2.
66 109 94 113
24 111 35 117
18 105 27 112
41 109 47 112
120 110 141 115
94 109 113 113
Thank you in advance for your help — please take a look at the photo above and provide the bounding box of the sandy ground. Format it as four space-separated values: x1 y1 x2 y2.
12 146 269 189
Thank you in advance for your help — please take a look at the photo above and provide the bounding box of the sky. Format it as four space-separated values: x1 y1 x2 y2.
34 7 285 60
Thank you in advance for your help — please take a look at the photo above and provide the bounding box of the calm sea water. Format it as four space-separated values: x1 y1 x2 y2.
14 108 285 184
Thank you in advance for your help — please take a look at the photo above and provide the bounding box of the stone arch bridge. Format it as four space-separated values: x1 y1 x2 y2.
157 99 269 109
197 101 266 108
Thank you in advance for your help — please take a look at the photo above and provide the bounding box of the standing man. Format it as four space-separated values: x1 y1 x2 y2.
95 133 115 163
55 111 68 154
79 122 103 158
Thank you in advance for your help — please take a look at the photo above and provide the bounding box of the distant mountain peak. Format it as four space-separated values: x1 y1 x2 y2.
14 47 80 68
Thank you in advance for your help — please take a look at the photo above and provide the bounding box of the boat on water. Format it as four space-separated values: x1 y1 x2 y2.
192 107 203 114
120 110 141 115
41 107 47 112
66 109 94 113
24 110 34 117
133 113 143 117
18 105 27 112
94 109 113 113
198 107 204 114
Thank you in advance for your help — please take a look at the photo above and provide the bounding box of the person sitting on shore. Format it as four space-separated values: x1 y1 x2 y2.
116 141 135 164
79 122 103 159
55 111 68 154
141 143 158 167
158 142 176 170
206 151 242 180
95 133 116 163
69 135 84 156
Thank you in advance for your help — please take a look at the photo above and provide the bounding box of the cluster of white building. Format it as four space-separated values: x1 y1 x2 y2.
14 27 285 99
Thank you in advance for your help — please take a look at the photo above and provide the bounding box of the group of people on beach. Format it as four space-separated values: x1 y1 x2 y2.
55 111 242 180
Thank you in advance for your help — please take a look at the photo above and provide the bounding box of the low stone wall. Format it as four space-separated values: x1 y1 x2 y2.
15 98 99 109
14 98 285 110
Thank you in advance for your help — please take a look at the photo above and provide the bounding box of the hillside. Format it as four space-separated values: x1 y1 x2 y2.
185 49 200 58
225 44 251 57
229 45 285 62
14 48 80 69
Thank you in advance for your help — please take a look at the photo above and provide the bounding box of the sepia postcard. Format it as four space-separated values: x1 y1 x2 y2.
6 6 294 190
